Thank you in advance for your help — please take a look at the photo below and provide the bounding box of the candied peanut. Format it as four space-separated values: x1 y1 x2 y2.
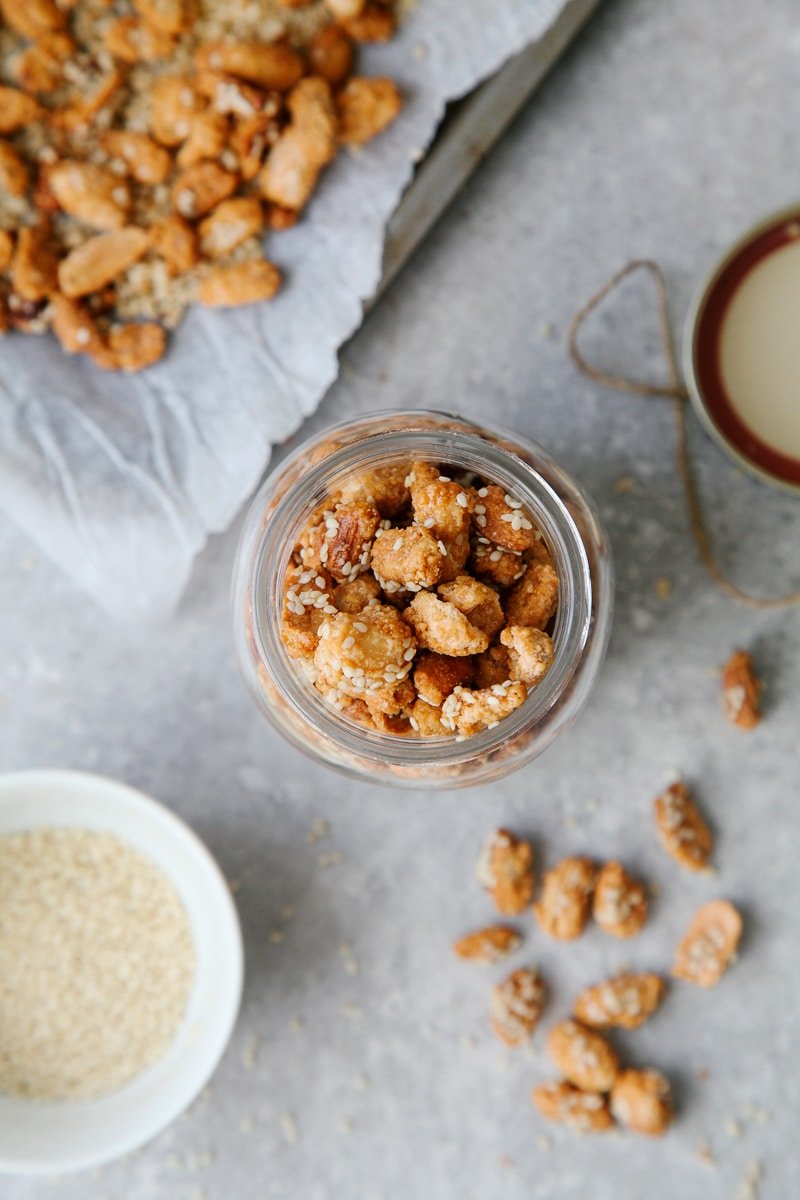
408 698 449 736
452 924 521 966
49 294 104 356
469 539 527 587
309 24 354 87
195 41 304 91
199 196 263 258
337 76 402 145
339 463 411 517
364 675 415 720
11 226 58 302
314 603 417 711
372 526 444 591
411 479 473 542
473 645 512 689
332 573 381 613
593 861 648 937
490 967 545 1046
265 203 298 229
281 562 336 659
50 161 130 231
340 4 396 42
472 484 538 552
532 1082 614 1133
0 86 43 133
672 899 742 987
201 73 265 116
176 109 229 169
102 322 166 372
654 781 712 871
198 259 281 307
231 111 282 181
308 501 381 583
438 576 503 638
499 625 554 685
0 0 64 39
325 0 364 17
171 160 238 219
149 214 198 275
574 973 666 1031
133 0 188 35
546 1019 619 1092
722 649 761 729
100 131 171 185
440 681 526 737
610 1070 672 1136
58 228 150 298
505 561 559 630
476 828 534 915
103 16 175 63
535 857 595 940
404 592 489 656
49 71 121 133
413 651 473 708
260 77 337 211
149 75 203 146
13 32 74 93
0 230 14 271
0 141 27 197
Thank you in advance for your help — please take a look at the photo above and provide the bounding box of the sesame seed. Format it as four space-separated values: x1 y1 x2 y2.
393 538 403 552
354 622 368 633
477 487 489 498
342 636 355 650
423 517 435 528
438 475 451 482
456 492 468 508
437 541 447 556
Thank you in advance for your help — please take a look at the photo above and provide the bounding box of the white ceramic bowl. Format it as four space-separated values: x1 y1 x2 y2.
0 770 244 1176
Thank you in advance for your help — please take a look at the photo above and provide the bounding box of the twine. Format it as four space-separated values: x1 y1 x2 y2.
567 259 800 609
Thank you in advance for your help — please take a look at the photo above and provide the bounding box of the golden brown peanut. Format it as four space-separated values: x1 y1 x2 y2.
198 197 263 259
50 71 121 133
260 77 337 211
103 15 175 63
440 681 527 736
230 111 281 181
452 925 520 966
100 131 171 185
171 161 238 219
654 781 712 871
149 214 198 275
195 41 304 91
0 0 64 39
722 649 761 729
104 322 167 371
197 259 281 307
309 24 354 86
133 0 188 35
438 576 503 638
13 32 74 93
337 76 402 145
49 161 130 231
610 1070 672 1136
504 562 559 629
340 3 396 41
0 87 43 133
593 860 648 937
49 294 104 356
535 857 595 940
532 1082 614 1133
574 973 666 1031
490 967 545 1046
325 0 364 17
476 829 534 916
265 202 298 230
546 1019 619 1093
413 652 473 708
11 225 59 301
672 899 743 987
0 229 14 271
58 228 150 298
0 141 27 197
149 75 203 146
499 625 554 686
175 110 229 169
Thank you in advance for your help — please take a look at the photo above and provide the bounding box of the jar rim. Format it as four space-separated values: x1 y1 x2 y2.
246 410 595 776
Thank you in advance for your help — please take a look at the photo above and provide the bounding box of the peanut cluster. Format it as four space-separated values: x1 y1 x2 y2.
0 0 401 369
280 460 560 738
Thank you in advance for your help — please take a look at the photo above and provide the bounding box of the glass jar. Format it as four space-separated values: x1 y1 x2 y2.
232 410 613 788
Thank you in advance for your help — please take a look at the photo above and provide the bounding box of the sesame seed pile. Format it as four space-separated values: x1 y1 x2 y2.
0 827 196 1100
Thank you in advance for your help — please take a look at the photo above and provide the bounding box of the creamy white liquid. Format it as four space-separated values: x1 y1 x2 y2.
719 239 800 460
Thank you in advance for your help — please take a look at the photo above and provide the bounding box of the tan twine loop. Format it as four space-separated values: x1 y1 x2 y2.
567 259 800 610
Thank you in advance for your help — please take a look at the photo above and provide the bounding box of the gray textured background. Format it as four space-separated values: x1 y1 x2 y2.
2 0 799 1196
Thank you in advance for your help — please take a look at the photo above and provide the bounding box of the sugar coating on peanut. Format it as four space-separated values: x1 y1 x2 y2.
546 1019 619 1092
452 925 521 966
532 1082 614 1132
476 829 535 915
721 649 761 729
672 899 742 987
654 781 712 871
490 967 546 1046
610 1069 672 1136
592 861 648 937
574 973 665 1031
535 857 596 940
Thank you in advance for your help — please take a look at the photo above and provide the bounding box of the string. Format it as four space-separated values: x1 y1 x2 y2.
567 259 800 610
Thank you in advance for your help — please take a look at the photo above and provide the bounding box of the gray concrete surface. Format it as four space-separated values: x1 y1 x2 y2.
1 0 799 1196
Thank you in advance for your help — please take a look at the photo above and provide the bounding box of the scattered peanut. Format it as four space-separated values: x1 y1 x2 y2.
535 857 595 940
490 967 546 1046
592 861 648 937
532 1082 614 1133
574 973 666 1031
722 650 761 729
546 1019 619 1092
654 781 712 871
197 260 281 307
672 900 743 987
610 1069 672 1136
476 829 534 916
452 925 521 966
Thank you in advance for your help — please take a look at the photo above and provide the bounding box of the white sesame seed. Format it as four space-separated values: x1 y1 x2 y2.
342 636 355 650
477 487 489 498
437 541 447 556
393 538 403 552
456 492 468 508
423 517 435 528
438 475 451 482
354 622 368 633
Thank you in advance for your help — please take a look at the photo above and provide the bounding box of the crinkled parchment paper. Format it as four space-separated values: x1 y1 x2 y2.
0 0 567 619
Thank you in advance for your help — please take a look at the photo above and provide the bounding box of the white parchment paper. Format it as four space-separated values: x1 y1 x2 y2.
0 0 567 619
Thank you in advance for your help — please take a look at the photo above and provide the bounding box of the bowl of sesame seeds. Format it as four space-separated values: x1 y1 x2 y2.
0 770 243 1175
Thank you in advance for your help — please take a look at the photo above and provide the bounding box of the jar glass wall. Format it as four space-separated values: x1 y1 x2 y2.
232 410 613 788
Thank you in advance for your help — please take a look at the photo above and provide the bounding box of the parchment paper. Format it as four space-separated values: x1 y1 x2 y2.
0 0 567 620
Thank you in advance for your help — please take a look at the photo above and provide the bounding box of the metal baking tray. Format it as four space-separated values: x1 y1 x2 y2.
376 0 603 298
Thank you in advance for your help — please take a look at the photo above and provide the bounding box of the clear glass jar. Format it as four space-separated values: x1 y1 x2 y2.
232 410 613 788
